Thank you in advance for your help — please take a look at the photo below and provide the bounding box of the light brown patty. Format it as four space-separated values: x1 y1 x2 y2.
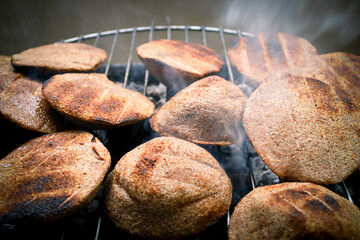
103 136 232 240
42 73 155 129
137 39 224 90
150 75 248 145
227 32 319 89
317 52 360 110
243 72 360 185
11 43 107 74
0 130 111 223
228 182 360 240
0 55 21 91
0 56 66 133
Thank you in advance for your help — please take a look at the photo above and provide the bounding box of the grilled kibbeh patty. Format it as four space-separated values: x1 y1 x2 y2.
0 55 66 133
11 43 107 74
137 39 224 90
243 72 360 185
0 130 111 223
42 73 155 129
228 32 322 89
228 182 360 240
0 55 21 91
150 75 248 145
103 136 232 240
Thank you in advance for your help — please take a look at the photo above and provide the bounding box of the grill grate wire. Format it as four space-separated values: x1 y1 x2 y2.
14 17 353 240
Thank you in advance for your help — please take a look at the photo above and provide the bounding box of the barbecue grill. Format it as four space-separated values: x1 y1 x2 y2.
1 18 359 240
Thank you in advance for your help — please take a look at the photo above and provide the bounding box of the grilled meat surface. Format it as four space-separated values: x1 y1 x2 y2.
243 72 360 185
104 136 232 240
11 43 108 75
0 130 111 223
150 75 248 145
229 182 360 240
137 39 224 91
228 32 320 89
42 73 155 129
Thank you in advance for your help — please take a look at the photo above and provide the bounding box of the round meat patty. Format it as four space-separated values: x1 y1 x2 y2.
227 32 320 89
137 39 224 91
150 75 248 145
318 52 360 110
103 136 232 240
11 43 107 74
228 182 360 240
0 56 67 133
42 73 155 129
243 72 360 185
0 130 111 223
0 55 21 91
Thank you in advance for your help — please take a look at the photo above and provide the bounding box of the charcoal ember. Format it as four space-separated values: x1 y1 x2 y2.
118 81 143 93
250 156 279 186
245 138 258 157
145 83 167 109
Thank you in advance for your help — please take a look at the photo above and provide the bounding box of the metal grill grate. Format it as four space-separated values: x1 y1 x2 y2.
2 17 359 240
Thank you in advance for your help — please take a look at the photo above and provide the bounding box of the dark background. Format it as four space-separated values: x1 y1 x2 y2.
0 0 360 61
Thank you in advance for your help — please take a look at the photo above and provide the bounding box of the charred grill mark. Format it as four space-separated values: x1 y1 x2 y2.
328 54 360 88
134 143 168 177
322 194 340 211
277 33 294 69
135 154 160 176
245 35 266 74
307 187 319 195
284 33 316 70
334 87 356 112
11 173 76 197
304 199 332 214
263 33 287 69
273 194 306 222
3 195 75 223
302 189 341 217
283 189 309 199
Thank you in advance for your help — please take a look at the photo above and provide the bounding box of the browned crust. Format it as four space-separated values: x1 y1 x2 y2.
318 52 360 112
0 56 67 133
243 73 360 184
228 182 360 240
150 75 248 145
137 39 224 90
227 32 318 88
0 130 111 223
103 137 232 240
11 43 107 74
0 55 21 92
42 73 155 129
